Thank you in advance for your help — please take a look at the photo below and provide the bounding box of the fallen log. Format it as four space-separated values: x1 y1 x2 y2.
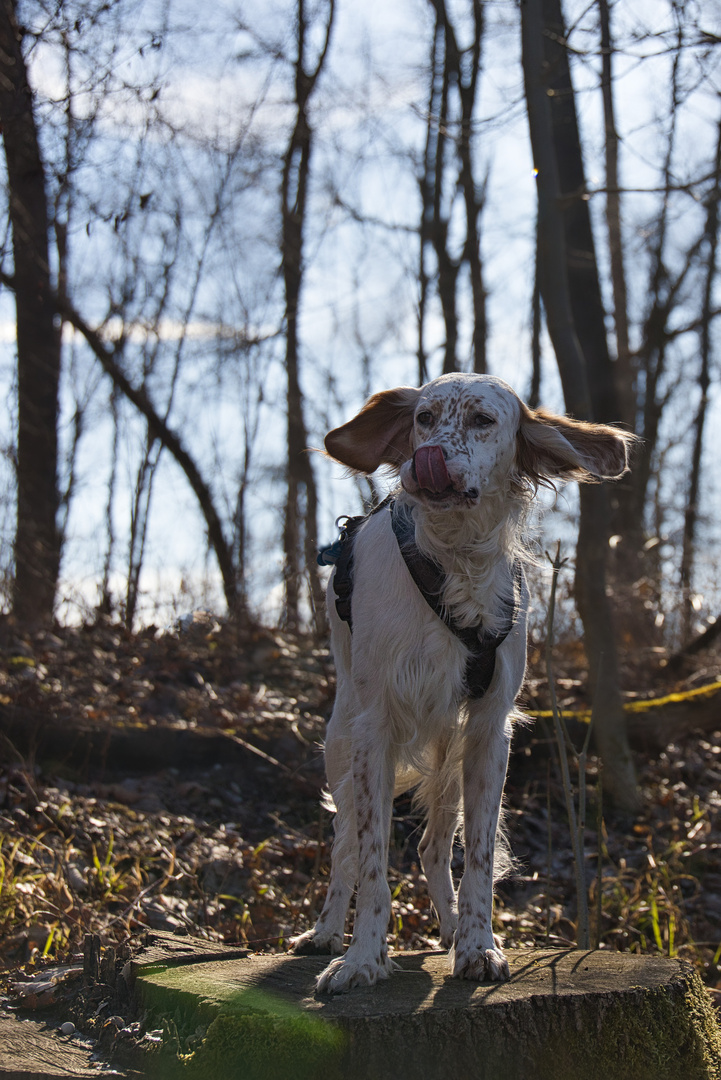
625 681 721 751
528 679 721 753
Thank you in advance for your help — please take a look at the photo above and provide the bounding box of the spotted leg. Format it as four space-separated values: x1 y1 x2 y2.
451 708 512 982
316 713 396 993
292 706 356 956
417 741 461 949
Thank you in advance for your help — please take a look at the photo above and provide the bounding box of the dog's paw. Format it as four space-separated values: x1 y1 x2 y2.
291 928 344 956
451 943 510 983
316 950 395 994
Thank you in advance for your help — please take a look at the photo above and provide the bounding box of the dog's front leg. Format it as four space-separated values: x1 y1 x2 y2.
417 740 461 949
316 717 396 994
292 710 356 957
452 708 511 982
292 772 355 957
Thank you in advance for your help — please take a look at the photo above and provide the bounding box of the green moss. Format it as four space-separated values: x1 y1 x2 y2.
137 975 345 1080
136 964 224 1033
523 973 721 1080
182 993 345 1080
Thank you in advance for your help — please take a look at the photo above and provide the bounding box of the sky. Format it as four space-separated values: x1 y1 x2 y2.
1 0 720 630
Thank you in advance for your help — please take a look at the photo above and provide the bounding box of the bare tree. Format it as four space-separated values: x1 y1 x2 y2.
5 0 283 625
418 0 487 380
281 0 335 631
56 299 242 614
598 0 634 432
540 0 618 421
521 0 639 812
679 114 721 639
0 0 61 624
3 0 719 650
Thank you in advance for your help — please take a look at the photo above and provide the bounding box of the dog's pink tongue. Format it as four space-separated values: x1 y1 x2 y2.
414 445 451 492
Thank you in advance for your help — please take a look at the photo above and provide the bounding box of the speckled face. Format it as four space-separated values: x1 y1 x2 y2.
399 374 521 506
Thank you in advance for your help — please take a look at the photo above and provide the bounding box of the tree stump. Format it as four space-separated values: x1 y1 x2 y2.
133 946 721 1079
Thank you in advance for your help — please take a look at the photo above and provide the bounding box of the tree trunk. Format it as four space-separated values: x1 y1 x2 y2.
426 12 459 377
614 15 689 567
432 0 487 375
417 25 436 389
281 0 333 632
132 947 721 1080
540 0 618 422
596 0 649 616
0 0 61 625
98 386 120 618
529 222 542 409
125 435 162 628
420 0 486 379
598 0 634 431
520 0 639 812
679 114 721 640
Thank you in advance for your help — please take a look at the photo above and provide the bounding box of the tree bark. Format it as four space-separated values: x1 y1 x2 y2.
281 0 333 631
616 11 688 557
596 0 665 641
431 0 487 375
540 0 618 423
529 222 542 409
418 0 485 380
417 24 439 387
426 7 459 376
679 114 721 639
418 16 445 381
0 0 61 625
520 0 639 812
598 0 634 431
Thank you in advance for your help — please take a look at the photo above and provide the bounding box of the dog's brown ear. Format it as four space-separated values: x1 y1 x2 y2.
325 386 421 473
517 405 637 485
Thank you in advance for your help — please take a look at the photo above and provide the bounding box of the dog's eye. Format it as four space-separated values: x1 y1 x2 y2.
416 411 434 426
472 413 495 428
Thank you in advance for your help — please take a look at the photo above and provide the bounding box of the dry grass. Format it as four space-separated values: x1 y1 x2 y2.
0 618 720 1017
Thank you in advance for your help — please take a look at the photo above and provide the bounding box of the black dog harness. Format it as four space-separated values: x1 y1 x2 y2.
317 498 523 700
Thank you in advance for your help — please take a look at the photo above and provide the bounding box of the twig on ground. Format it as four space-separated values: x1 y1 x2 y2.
545 541 591 949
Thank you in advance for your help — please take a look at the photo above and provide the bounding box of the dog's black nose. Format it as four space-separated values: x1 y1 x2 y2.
466 487 480 500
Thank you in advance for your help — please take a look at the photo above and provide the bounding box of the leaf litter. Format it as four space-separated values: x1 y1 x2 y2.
0 612 720 1062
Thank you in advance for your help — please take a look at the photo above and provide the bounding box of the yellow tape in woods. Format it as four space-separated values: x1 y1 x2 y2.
529 678 721 724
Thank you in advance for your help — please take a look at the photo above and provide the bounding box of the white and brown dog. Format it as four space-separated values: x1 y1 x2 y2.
294 373 632 993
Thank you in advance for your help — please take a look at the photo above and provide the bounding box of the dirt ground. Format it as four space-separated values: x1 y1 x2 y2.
1 611 720 1066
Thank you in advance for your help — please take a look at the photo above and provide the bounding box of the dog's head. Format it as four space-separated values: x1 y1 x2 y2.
325 373 635 508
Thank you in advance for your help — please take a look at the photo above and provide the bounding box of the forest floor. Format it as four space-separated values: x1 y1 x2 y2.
1 611 720 1065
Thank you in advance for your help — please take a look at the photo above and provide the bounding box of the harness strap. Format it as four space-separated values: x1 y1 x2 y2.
318 498 522 699
390 502 522 698
317 496 393 631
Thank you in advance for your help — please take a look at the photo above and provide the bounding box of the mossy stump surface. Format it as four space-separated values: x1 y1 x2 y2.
133 944 721 1079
